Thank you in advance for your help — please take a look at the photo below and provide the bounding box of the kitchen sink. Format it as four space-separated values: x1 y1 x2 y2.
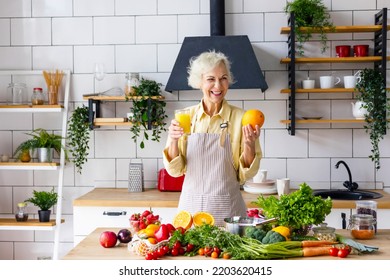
313 189 383 200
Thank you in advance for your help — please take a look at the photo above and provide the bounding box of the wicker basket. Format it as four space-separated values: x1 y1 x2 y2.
128 235 168 256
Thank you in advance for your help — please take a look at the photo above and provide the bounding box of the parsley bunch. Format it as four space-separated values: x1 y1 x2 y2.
254 183 332 230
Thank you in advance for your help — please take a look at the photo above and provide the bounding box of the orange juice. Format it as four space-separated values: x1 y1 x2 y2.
175 109 191 134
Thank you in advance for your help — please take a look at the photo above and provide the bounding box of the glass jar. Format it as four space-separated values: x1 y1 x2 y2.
312 223 337 241
348 214 376 240
356 200 377 233
7 82 27 105
15 202 28 222
31 87 45 105
124 73 140 96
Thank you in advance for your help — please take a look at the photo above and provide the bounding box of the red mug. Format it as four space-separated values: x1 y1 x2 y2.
336 45 351 57
354 45 369 57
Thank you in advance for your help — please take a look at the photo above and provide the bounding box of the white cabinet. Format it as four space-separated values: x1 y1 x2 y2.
73 206 177 246
0 70 70 260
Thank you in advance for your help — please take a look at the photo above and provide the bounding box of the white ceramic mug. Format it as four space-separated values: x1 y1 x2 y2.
320 76 341 89
302 79 315 89
253 169 267 183
343 75 361 88
276 178 290 196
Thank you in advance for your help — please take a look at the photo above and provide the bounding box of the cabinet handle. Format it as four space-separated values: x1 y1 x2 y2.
103 211 127 216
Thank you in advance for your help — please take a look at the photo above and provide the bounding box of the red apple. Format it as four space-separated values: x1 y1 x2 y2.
99 231 118 248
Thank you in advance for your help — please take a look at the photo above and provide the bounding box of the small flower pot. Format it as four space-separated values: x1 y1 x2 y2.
37 148 53 163
38 210 51 222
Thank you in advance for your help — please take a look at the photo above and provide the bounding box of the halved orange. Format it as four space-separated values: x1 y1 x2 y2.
172 210 193 230
192 212 215 227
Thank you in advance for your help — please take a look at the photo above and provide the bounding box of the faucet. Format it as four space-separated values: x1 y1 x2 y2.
335 160 359 191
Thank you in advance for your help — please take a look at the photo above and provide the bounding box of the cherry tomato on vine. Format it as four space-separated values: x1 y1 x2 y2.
211 251 219 258
222 252 231 259
198 248 205 256
329 247 339 257
171 248 179 256
338 248 350 258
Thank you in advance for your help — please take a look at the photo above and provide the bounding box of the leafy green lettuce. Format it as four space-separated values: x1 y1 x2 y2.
254 182 332 230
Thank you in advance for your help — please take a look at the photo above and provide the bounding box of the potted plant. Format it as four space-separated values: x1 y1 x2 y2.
284 0 335 56
355 68 390 170
24 188 58 222
67 106 90 174
14 128 68 163
128 78 167 149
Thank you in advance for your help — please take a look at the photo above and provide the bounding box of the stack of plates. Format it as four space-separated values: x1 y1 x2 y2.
243 180 277 194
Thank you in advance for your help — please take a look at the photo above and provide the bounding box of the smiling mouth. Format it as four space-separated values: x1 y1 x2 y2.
211 91 222 96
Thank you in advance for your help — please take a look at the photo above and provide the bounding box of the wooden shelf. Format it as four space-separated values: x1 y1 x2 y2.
0 162 60 170
0 105 63 113
280 119 367 124
280 56 388 64
83 95 164 101
0 218 64 231
280 25 390 34
280 88 356 93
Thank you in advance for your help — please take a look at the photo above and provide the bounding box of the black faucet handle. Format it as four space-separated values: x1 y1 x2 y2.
351 182 359 191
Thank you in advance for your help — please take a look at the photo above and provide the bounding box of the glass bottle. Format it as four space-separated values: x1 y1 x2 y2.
31 87 45 105
312 223 337 241
124 73 140 96
348 214 376 240
15 202 29 222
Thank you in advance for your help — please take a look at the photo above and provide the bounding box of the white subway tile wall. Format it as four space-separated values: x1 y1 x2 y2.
0 0 389 259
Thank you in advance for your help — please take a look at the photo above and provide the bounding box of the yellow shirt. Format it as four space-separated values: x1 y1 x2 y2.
163 100 262 185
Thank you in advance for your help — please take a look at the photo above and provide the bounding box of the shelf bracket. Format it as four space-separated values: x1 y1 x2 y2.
88 98 100 130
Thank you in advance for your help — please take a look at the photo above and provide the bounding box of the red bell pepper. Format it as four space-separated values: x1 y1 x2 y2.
154 224 169 242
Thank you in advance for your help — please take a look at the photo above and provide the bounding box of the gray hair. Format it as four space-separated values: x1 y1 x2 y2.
187 50 234 89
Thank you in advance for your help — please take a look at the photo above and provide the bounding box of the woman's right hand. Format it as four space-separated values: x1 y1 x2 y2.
168 119 184 141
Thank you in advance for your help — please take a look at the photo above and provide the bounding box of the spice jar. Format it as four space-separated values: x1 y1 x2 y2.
31 87 45 105
15 202 28 222
312 223 337 241
348 214 376 240
124 73 140 96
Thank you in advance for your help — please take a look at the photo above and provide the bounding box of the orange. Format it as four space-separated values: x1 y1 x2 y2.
192 212 215 227
147 237 157 244
172 210 193 230
242 109 265 130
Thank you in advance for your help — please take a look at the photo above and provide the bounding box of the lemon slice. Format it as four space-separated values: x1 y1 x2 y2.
172 210 193 230
192 211 215 226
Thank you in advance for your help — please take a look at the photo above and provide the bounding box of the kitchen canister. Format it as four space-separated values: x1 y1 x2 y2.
7 82 27 105
128 159 144 192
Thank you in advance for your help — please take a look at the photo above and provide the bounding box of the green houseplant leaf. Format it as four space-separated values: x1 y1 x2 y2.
128 78 167 148
25 188 58 211
67 106 90 174
355 68 390 170
284 0 335 56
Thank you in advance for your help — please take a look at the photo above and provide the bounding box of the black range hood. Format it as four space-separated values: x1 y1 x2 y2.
165 0 268 92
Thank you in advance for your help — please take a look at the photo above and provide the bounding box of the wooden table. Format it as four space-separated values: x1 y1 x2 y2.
63 227 390 260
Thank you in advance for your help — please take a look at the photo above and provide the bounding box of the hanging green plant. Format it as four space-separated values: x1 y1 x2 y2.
67 106 90 174
128 78 167 149
284 0 335 56
355 68 390 170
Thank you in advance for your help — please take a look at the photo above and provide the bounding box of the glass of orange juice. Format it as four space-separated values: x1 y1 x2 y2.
175 109 191 134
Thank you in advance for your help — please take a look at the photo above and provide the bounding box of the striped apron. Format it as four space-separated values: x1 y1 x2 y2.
177 132 247 226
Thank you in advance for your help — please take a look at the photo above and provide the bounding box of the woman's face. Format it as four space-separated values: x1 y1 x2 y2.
200 62 229 107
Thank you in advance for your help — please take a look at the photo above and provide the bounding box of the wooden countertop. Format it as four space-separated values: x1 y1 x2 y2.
63 227 390 260
73 188 390 209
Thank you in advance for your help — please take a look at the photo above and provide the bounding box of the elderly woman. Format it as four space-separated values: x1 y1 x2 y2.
163 50 262 225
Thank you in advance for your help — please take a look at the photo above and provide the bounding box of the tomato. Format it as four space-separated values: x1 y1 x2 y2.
211 251 219 258
338 248 350 258
198 248 205 256
175 227 185 234
171 248 179 256
145 252 154 260
329 247 339 257
204 246 213 256
222 252 231 259
179 247 185 255
186 243 195 252
173 241 182 250
162 245 170 254
157 247 166 257
213 247 221 255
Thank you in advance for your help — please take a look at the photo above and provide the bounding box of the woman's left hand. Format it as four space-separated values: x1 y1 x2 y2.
242 124 260 145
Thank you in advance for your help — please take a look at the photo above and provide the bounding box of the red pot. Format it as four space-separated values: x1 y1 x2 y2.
336 45 351 57
353 45 369 57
